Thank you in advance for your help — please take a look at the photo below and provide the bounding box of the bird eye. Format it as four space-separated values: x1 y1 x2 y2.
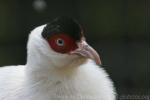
56 38 65 46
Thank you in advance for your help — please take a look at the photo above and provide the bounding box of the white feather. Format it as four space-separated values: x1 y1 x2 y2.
0 25 116 100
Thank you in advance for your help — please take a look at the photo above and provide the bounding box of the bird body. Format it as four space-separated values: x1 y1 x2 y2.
0 17 116 100
0 60 114 100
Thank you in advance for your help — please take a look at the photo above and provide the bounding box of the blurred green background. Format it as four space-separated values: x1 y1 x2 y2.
0 0 150 99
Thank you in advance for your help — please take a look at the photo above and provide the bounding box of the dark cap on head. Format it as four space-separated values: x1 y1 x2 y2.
42 17 83 41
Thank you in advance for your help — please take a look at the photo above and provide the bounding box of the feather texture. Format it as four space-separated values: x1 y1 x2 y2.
0 24 116 100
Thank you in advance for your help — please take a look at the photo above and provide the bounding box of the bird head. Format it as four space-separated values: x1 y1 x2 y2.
27 17 101 69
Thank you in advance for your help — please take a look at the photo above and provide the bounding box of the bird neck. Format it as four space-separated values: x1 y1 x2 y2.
26 52 87 82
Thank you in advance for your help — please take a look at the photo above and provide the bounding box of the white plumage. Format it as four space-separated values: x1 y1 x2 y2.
0 24 116 100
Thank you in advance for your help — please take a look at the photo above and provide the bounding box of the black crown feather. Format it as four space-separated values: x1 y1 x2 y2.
42 17 83 41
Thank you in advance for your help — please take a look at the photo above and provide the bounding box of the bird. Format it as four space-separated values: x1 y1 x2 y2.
0 17 116 100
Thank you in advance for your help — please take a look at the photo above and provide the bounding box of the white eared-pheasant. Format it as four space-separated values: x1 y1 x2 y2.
0 17 116 100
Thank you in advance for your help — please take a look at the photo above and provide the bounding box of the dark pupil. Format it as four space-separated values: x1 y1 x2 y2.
57 39 64 46
58 40 63 44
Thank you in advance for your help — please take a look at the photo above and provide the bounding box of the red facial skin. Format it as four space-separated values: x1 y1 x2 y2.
47 33 78 54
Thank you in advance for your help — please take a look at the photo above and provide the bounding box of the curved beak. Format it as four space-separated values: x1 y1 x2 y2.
70 39 101 65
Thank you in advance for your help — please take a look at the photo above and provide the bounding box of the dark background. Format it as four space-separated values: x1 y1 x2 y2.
0 0 150 99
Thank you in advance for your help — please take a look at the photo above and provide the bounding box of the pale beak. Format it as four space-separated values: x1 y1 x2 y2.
70 39 101 65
